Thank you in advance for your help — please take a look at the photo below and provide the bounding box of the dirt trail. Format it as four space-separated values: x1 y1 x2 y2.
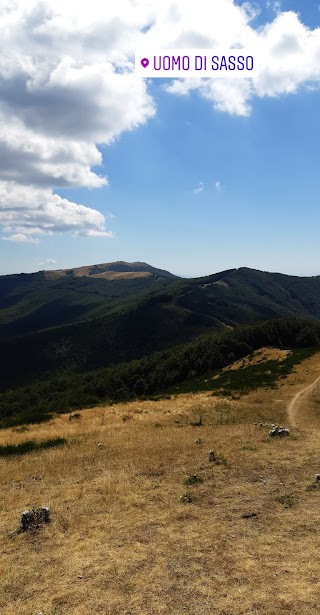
287 374 320 427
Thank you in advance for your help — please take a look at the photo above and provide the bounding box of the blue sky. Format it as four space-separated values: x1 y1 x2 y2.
1 0 320 277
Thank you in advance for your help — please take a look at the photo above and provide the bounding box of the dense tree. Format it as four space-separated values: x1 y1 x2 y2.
1 316 320 428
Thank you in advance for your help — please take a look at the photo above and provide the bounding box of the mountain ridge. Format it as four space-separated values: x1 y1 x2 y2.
1 262 320 392
1 260 178 281
2 261 320 280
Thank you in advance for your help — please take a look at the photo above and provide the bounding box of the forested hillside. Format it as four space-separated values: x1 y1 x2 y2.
1 316 319 428
1 265 320 392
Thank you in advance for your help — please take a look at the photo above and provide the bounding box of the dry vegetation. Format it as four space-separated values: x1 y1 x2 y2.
1 354 320 614
44 268 152 281
223 347 292 372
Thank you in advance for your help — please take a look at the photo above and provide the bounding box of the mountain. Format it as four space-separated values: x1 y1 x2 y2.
1 263 320 391
41 260 178 281
0 261 177 335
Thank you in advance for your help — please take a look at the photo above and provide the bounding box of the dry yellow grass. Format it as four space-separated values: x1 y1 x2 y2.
1 353 320 614
90 271 152 280
44 268 152 281
217 347 291 376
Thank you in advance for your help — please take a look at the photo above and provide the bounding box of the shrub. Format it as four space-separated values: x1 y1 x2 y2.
0 437 67 457
276 494 296 508
180 492 195 504
213 454 227 465
183 473 204 486
306 481 320 492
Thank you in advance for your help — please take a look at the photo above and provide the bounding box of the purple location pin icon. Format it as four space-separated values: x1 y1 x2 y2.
141 58 149 69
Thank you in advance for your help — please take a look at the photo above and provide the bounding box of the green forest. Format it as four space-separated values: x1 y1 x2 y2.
1 316 319 428
1 263 320 427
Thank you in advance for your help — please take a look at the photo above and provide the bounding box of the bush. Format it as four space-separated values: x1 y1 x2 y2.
183 474 203 486
0 437 67 457
180 492 195 503
276 494 296 508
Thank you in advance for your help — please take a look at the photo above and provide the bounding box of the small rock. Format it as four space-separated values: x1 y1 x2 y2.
20 507 50 532
208 450 216 463
269 426 290 438
315 474 320 483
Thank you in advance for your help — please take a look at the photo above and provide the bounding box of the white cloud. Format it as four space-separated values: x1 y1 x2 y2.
0 1 155 243
161 3 320 115
39 258 57 266
266 1 281 13
193 182 204 194
215 181 222 191
2 233 40 244
0 181 111 237
167 78 251 117
72 229 116 238
2 1 320 244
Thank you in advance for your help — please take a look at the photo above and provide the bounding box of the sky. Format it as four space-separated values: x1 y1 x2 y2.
1 0 320 277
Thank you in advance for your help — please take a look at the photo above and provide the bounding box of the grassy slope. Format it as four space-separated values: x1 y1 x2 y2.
1 352 320 613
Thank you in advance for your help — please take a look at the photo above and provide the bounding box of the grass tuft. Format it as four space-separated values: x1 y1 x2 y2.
179 492 195 504
190 416 203 427
276 494 296 508
306 481 320 492
183 474 204 486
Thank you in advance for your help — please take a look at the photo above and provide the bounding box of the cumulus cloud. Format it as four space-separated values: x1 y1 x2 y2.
2 233 39 244
39 258 57 266
162 2 320 114
2 1 320 243
215 181 222 191
0 0 155 242
193 182 204 194
0 181 111 238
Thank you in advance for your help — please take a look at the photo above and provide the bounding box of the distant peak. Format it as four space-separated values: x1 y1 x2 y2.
39 260 178 281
